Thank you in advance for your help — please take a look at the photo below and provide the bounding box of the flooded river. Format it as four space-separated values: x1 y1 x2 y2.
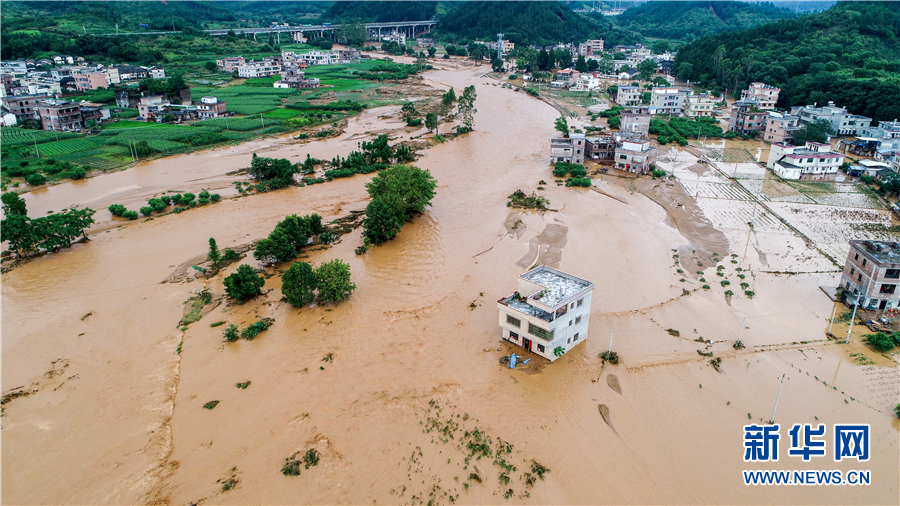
2 62 897 504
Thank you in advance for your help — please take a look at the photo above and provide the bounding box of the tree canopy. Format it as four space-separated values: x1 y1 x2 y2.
616 1 795 41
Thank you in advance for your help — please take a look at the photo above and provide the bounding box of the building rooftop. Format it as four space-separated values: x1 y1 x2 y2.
521 266 593 308
851 240 900 266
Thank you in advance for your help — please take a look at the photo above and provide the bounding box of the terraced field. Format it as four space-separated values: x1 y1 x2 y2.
36 138 99 157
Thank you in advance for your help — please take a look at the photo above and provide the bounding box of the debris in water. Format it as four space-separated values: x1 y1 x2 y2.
606 374 622 395
598 404 616 433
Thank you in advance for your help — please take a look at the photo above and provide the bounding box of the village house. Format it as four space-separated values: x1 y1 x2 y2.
137 95 171 120
34 99 83 132
382 31 406 45
840 240 900 311
858 120 900 140
614 85 642 107
728 100 768 135
620 106 650 136
277 68 320 89
237 60 282 78
648 87 688 115
570 74 601 91
551 69 580 88
839 137 880 157
740 82 780 110
111 65 150 81
616 67 639 80
1 60 28 76
615 138 658 174
585 136 615 160
196 96 226 119
550 133 586 164
216 57 246 73
0 94 45 122
150 68 166 79
497 266 595 362
73 69 109 91
578 39 604 57
684 94 717 118
764 112 801 144
416 38 434 47
790 102 872 136
767 141 845 181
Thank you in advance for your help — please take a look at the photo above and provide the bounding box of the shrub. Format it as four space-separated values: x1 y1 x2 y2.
222 248 239 262
122 210 139 220
223 264 264 301
651 169 667 179
203 400 220 410
68 166 86 180
568 165 587 178
109 204 127 216
210 193 221 202
315 258 356 304
25 173 47 186
148 198 167 213
508 74 517 80
223 324 239 342
198 197 210 206
566 177 591 187
240 318 273 340
552 162 569 177
895 403 900 419
319 231 337 244
863 332 897 352
355 244 369 255
282 261 317 307
140 206 153 217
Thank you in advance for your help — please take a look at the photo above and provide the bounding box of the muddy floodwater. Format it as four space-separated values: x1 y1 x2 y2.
2 62 898 505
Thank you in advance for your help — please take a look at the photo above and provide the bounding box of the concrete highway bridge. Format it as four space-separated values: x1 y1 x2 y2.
203 20 437 42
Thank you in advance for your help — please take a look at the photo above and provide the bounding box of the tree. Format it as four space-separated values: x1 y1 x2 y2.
207 238 221 268
2 192 28 216
637 58 658 81
427 46 436 58
366 164 437 216
863 332 898 352
204 61 217 71
362 193 406 246
469 45 484 61
424 112 438 134
537 49 551 71
587 58 600 72
574 55 588 73
253 229 296 264
652 40 671 55
281 261 317 307
315 259 356 305
249 153 296 189
441 88 456 111
554 115 569 137
223 264 264 301
792 118 835 145
1 213 34 257
457 85 477 130
491 58 504 72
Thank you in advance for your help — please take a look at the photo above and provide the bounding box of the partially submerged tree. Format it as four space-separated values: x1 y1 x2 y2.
457 85 478 131
281 261 317 307
554 115 569 137
207 238 221 268
315 258 356 304
223 264 264 301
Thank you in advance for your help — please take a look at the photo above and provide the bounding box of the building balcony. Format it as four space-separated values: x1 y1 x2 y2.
499 293 554 323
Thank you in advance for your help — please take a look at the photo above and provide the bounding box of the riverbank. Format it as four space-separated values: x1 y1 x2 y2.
2 60 897 505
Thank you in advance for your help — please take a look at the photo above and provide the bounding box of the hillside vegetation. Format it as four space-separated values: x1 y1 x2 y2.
674 1 900 121
615 1 795 41
437 1 640 46
324 1 438 22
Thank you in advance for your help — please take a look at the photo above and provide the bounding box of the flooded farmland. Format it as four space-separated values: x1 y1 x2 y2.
2 61 898 505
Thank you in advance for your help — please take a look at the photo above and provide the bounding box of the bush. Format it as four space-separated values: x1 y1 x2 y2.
568 165 587 178
240 318 273 340
355 244 369 255
140 206 154 217
319 231 337 244
25 173 47 186
223 264 264 301
222 248 239 262
122 210 139 220
109 204 127 216
223 324 239 342
68 166 87 180
552 162 569 177
148 198 167 213
566 177 591 187
210 193 221 202
863 332 898 352
652 169 667 179
508 74 517 80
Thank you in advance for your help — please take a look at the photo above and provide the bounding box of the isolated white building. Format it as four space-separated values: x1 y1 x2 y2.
767 141 845 181
497 266 595 362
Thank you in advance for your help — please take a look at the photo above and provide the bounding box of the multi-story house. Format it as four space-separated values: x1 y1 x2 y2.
416 38 434 48
277 69 320 89
767 141 845 181
1 60 28 76
237 60 282 78
684 94 717 118
196 96 226 119
648 87 688 115
614 85 642 107
73 69 109 91
382 31 406 45
728 100 768 135
137 95 171 120
585 136 615 160
111 65 150 81
838 114 872 136
615 138 658 174
550 133 586 164
790 102 855 135
764 112 801 144
740 82 780 110
34 100 83 132
216 57 246 73
552 69 580 88
570 75 601 91
301 51 337 66
839 240 900 311
497 266 595 362
1 94 44 122
578 39 604 56
150 68 166 79
620 106 650 137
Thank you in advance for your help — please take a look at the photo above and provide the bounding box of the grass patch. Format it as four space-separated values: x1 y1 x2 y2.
179 289 212 327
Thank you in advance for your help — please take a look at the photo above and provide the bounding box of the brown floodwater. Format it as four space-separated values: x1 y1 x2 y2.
2 61 898 505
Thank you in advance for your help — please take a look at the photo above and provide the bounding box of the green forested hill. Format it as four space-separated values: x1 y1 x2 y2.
324 1 438 22
436 1 641 46
615 1 795 41
674 1 900 121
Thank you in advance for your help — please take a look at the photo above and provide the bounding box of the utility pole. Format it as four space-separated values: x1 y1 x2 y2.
827 305 837 335
846 297 859 344
768 373 787 424
736 317 746 347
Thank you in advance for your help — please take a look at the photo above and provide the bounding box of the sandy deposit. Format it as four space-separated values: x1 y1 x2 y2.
2 62 898 505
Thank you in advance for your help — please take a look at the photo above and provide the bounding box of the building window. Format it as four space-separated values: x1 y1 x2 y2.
854 253 859 260
577 298 583 307
510 331 519 339
528 323 553 341
536 344 545 353
575 316 582 324
862 259 867 267
573 333 579 341
620 155 627 160
886 269 900 279
880 284 896 294
569 320 573 326
850 267 855 276
506 315 521 328
858 274 862 282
